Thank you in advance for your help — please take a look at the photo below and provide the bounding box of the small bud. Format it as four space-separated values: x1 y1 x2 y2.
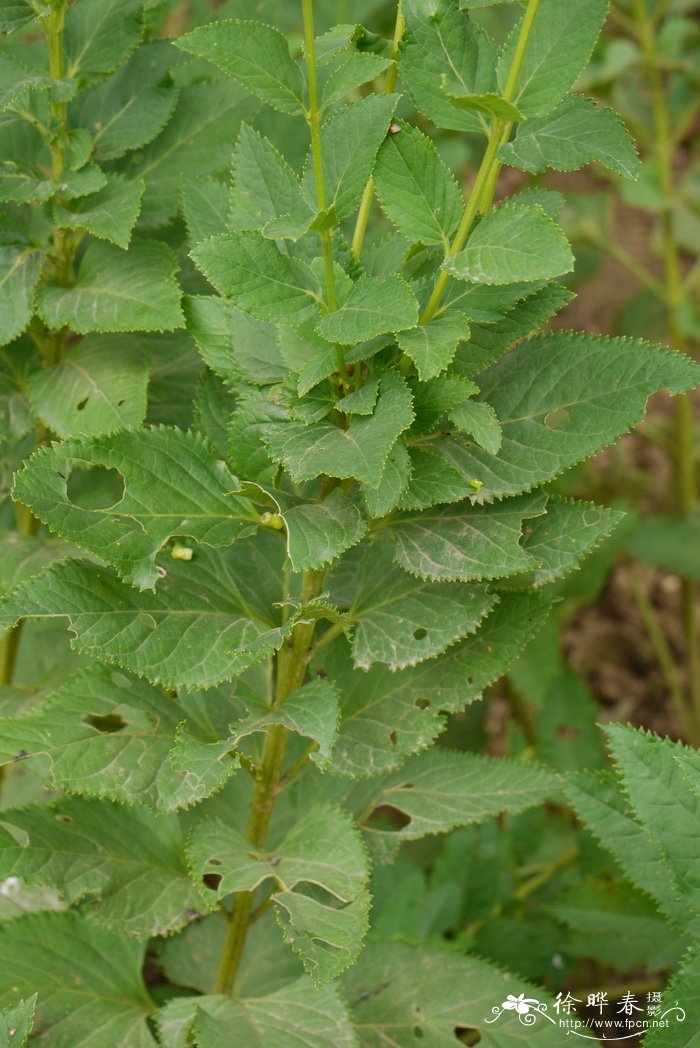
171 544 193 561
259 511 285 531
389 122 402 134
469 479 483 493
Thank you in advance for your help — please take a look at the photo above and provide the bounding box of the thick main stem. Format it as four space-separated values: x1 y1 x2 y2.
634 0 700 735
213 571 324 995
420 0 541 325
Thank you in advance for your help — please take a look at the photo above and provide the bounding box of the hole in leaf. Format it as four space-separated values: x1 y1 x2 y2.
117 399 125 407
365 805 411 832
54 814 72 824
556 724 582 740
454 1028 481 1046
413 627 428 640
414 697 431 710
294 881 346 908
76 396 88 412
388 730 398 745
83 712 127 734
207 857 222 867
202 873 222 891
413 1027 424 1039
67 464 125 510
466 676 473 685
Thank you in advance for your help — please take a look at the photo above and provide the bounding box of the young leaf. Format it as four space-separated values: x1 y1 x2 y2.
262 372 414 486
400 0 499 134
158 979 356 1048
498 0 609 117
318 275 419 345
26 334 149 438
0 246 45 347
192 233 322 325
176 20 305 115
500 96 641 179
441 332 700 501
13 428 259 590
53 174 144 249
229 124 305 233
397 310 471 381
38 241 184 334
443 204 574 285
275 488 367 571
184 296 286 388
189 805 370 984
0 798 208 937
64 0 143 80
387 492 545 582
449 398 502 454
0 912 155 1046
373 124 463 247
322 52 391 108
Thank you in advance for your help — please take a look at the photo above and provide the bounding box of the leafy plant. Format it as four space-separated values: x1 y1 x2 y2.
0 0 696 1045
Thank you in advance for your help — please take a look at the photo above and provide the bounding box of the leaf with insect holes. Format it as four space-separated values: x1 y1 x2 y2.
386 491 545 582
373 125 463 247
176 20 305 115
521 497 625 586
0 912 156 1046
229 123 306 233
0 664 242 811
0 544 292 691
26 334 149 437
0 798 209 938
0 994 36 1047
500 96 640 179
262 372 414 487
64 0 143 80
440 332 700 502
188 805 370 984
344 939 564 1047
52 174 144 248
0 246 45 347
157 979 357 1048
443 205 574 285
498 0 609 117
328 537 497 670
397 311 471 381
353 748 558 842
13 428 260 589
192 233 322 325
300 94 399 220
318 275 418 345
38 241 184 334
400 0 499 134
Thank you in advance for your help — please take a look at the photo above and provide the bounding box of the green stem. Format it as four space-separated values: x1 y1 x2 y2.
212 570 324 995
420 0 541 325
351 2 405 260
634 0 700 735
301 0 349 385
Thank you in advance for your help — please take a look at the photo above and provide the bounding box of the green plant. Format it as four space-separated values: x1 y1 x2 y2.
0 0 696 1044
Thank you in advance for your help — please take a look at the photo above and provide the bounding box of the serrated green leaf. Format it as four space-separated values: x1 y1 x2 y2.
605 726 700 918
0 246 44 348
26 334 149 437
228 391 287 483
628 513 700 580
192 233 321 325
176 20 305 115
387 492 544 582
498 0 609 117
230 123 305 234
318 275 418 345
72 41 178 161
448 90 524 121
500 96 640 179
374 124 463 248
0 56 50 112
0 912 155 1047
444 204 573 284
53 174 144 249
0 532 70 596
449 398 502 453
400 0 499 134
360 441 411 518
357 748 558 841
0 162 54 205
322 52 391 108
642 949 700 1047
345 939 563 1046
301 94 399 219
14 428 259 589
64 0 143 80
0 545 289 690
521 498 625 586
262 372 414 486
0 995 35 1047
0 798 207 937
0 664 239 810
158 979 356 1048
0 2 33 34
184 296 286 388
38 241 184 334
397 310 471 381
399 448 474 509
441 332 700 501
277 488 368 571
125 82 256 228
330 537 497 670
189 804 370 984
